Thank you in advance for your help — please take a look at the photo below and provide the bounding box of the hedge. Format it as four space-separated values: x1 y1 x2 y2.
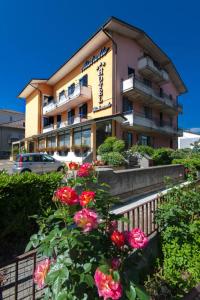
0 172 63 262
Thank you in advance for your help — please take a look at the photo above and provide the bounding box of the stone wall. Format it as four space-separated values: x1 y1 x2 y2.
97 164 184 199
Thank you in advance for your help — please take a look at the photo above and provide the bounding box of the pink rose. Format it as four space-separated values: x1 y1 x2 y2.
94 268 122 300
74 208 99 232
34 259 50 289
128 228 148 249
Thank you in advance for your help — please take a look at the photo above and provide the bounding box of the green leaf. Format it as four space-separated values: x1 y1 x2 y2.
84 274 94 287
83 263 92 273
135 283 150 300
126 286 136 300
98 264 110 274
113 271 120 282
57 291 69 300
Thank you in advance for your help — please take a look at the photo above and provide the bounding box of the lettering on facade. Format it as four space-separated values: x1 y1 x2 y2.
82 47 109 71
93 102 112 112
97 62 106 104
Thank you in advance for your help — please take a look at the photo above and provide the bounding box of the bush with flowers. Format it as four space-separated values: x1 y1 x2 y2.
27 162 150 299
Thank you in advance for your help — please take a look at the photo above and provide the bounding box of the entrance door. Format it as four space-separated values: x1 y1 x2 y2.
96 121 112 149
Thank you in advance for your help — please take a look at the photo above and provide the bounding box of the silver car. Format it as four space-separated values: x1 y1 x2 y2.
13 153 65 174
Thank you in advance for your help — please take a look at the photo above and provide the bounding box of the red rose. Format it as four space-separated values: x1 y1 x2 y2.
79 191 95 206
68 162 79 170
55 186 79 205
111 230 125 248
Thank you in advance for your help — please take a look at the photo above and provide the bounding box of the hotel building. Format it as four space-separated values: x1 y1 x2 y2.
18 17 186 162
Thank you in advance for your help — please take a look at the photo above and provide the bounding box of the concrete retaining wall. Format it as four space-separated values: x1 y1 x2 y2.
97 164 184 198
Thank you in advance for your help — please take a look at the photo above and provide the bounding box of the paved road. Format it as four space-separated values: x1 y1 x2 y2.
0 160 13 174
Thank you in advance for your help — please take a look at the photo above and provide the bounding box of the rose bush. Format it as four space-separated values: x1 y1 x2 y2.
27 162 149 299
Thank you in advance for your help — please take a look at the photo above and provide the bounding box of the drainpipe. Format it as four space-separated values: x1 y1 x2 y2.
102 29 118 115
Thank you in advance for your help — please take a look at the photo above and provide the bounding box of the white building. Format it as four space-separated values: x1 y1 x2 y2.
178 131 200 149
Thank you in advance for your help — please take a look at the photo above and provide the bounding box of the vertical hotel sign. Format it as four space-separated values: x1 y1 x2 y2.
97 62 105 104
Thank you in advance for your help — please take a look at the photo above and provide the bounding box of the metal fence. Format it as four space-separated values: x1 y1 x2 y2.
116 195 163 236
0 250 43 300
0 194 163 299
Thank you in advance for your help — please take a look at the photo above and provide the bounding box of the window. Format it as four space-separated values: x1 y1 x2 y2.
38 139 45 150
33 155 42 162
160 88 163 97
42 154 55 162
79 74 88 87
123 131 133 149
43 95 53 106
144 106 152 119
58 132 70 147
9 116 13 122
143 78 152 87
68 109 75 125
123 97 133 113
59 90 66 100
57 115 61 127
68 83 75 96
73 126 91 156
47 136 56 148
79 103 88 118
128 67 135 78
139 135 152 146
43 116 54 128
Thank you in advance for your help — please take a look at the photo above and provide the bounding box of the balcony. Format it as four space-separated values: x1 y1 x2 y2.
122 76 181 114
42 116 91 134
43 84 92 116
123 111 182 136
138 56 169 84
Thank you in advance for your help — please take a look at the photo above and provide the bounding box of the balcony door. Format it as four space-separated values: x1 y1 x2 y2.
79 103 88 119
68 109 75 125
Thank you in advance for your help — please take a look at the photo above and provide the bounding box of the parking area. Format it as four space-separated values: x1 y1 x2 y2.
0 160 13 174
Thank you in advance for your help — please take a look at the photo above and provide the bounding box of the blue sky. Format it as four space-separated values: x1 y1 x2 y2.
0 0 199 131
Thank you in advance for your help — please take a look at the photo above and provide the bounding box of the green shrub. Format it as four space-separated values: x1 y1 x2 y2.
101 152 125 166
97 142 113 155
104 136 117 145
152 184 200 298
0 172 63 261
152 148 174 165
113 140 125 153
162 222 200 297
172 157 200 171
170 148 192 160
130 145 154 157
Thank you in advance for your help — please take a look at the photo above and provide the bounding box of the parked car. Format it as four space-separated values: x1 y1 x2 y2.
13 153 65 174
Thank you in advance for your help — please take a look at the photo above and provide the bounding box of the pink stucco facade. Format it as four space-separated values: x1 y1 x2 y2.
113 33 181 149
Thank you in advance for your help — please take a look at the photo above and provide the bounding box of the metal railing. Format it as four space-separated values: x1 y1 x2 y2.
43 84 91 115
122 75 181 111
0 250 45 300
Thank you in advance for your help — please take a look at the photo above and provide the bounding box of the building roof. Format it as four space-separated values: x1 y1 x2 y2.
0 109 24 115
18 16 187 99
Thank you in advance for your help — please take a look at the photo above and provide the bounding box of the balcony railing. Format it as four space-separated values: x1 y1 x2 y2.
138 56 169 83
42 116 90 134
123 110 182 136
43 84 92 116
122 76 181 113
